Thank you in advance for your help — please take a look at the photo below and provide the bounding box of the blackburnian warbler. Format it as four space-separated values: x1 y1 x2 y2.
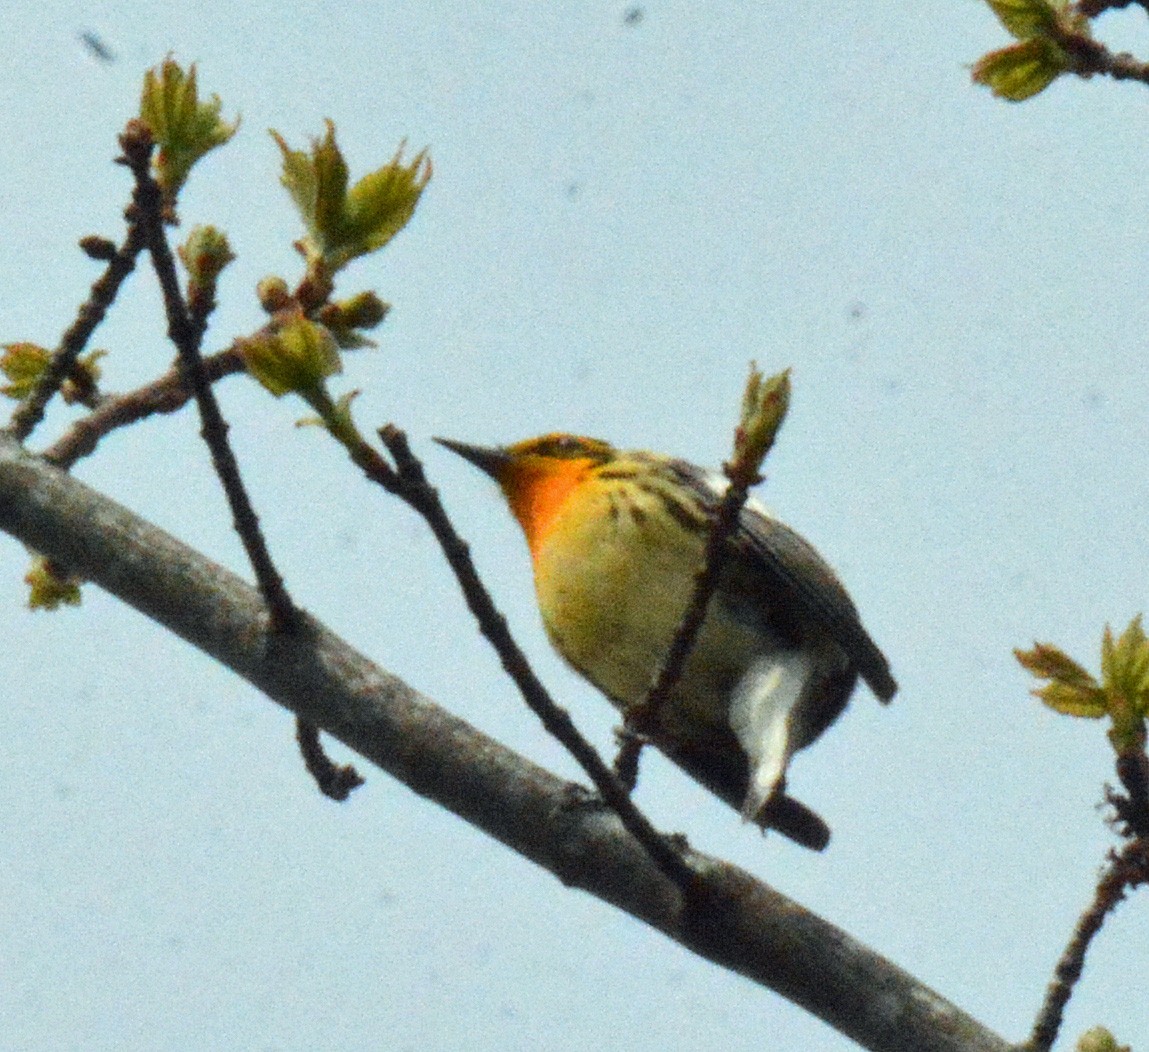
437 433 896 851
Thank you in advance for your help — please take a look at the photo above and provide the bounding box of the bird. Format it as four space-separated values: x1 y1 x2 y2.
436 432 896 850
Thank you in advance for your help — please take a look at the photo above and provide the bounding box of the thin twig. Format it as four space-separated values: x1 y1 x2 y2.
373 424 697 891
1053 21 1149 85
186 266 219 351
1076 0 1149 17
1026 839 1149 1051
41 346 247 469
119 118 299 634
120 120 359 797
1111 745 1149 839
614 445 763 790
7 225 146 442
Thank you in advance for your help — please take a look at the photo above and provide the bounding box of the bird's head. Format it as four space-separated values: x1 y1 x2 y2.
436 433 616 555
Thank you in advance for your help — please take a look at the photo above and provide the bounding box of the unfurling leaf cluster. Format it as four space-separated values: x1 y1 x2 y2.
178 225 235 288
139 58 238 203
240 316 342 399
272 120 431 277
731 364 790 486
25 556 82 610
238 315 364 451
239 122 427 438
1016 616 1149 752
0 343 52 400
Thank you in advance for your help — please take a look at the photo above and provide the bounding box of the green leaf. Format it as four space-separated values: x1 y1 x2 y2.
972 37 1070 101
271 120 349 259
983 0 1062 40
1034 680 1108 718
341 143 432 259
1018 619 1149 732
139 58 239 201
1015 642 1096 689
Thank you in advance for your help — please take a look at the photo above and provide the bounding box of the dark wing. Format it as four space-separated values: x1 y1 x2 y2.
668 459 897 702
738 508 896 701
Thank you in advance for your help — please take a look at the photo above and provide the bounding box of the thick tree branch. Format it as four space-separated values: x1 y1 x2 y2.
0 432 1012 1052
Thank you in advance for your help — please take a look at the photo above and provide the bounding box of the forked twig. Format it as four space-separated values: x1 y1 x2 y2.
7 227 146 442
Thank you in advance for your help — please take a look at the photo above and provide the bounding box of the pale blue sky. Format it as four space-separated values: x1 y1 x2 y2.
2 2 1148 1049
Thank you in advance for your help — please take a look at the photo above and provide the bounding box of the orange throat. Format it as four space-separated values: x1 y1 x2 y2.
501 459 594 559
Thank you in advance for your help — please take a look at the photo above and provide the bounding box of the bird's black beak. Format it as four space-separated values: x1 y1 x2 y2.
433 437 511 481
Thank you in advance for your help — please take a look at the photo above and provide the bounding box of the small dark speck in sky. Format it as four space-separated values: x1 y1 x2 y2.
623 6 644 26
79 31 116 63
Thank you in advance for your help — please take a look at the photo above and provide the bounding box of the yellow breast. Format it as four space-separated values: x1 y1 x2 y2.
529 473 769 737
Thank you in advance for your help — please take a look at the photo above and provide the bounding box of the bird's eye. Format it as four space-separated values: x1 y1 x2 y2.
532 435 584 457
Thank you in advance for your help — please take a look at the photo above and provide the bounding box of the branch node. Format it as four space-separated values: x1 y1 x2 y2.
296 717 365 801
